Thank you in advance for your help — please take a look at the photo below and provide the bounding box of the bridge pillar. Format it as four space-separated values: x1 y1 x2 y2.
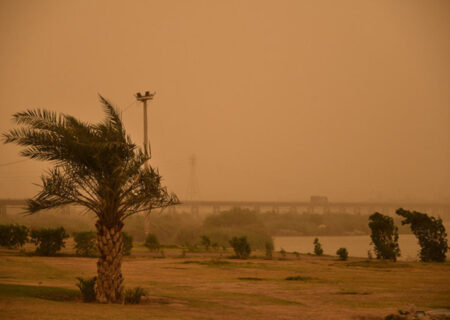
0 205 6 216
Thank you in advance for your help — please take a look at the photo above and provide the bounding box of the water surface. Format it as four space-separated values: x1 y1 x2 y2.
274 234 420 261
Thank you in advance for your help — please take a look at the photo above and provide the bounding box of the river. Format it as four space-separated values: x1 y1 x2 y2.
274 234 421 261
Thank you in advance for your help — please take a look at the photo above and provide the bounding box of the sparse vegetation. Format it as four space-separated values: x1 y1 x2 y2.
229 236 251 259
29 227 69 256
396 208 448 262
123 287 147 304
368 212 400 261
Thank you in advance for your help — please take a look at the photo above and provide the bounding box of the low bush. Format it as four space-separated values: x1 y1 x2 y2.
123 287 147 304
122 232 133 256
0 224 28 248
280 248 287 259
76 276 97 302
229 236 251 259
73 231 97 257
144 233 160 252
313 238 323 256
30 227 69 256
336 247 348 260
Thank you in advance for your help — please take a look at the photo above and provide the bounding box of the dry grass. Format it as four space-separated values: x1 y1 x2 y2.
0 246 449 320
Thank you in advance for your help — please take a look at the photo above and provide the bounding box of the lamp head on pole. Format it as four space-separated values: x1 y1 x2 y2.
136 91 155 102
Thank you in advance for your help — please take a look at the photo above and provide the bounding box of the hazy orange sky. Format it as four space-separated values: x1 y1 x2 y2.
0 0 449 202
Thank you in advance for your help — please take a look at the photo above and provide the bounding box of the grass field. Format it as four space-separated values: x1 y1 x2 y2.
0 243 449 320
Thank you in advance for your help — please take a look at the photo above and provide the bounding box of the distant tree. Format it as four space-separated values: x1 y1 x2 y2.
229 236 251 259
396 208 447 262
30 227 69 256
2 97 178 302
368 212 400 261
0 224 28 248
265 241 274 259
336 247 348 261
73 231 97 257
313 238 323 256
200 235 211 251
144 233 160 252
122 232 133 256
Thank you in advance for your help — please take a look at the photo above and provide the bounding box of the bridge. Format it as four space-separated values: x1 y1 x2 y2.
1 198 449 218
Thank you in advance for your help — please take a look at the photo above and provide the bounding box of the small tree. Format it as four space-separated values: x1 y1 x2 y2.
73 231 97 257
336 247 348 261
30 227 69 256
265 240 274 259
0 224 28 248
313 238 323 256
396 208 448 262
144 233 160 252
368 212 400 261
122 232 133 256
200 235 211 251
229 236 251 259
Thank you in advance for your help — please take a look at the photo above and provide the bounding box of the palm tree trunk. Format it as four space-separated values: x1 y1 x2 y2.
95 221 124 303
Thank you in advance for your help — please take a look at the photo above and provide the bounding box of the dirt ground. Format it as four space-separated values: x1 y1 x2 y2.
0 245 449 320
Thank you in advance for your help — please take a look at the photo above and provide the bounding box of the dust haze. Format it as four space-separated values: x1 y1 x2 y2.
1 0 449 203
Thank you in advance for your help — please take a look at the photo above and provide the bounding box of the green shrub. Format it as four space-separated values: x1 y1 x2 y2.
30 227 69 256
368 212 400 261
336 247 348 260
0 224 28 248
396 208 448 262
76 276 97 302
73 231 97 257
265 241 273 259
229 236 251 259
122 232 133 256
144 233 160 252
313 238 323 256
123 287 147 304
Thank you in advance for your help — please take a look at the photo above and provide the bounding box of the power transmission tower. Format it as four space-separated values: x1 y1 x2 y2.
186 154 200 214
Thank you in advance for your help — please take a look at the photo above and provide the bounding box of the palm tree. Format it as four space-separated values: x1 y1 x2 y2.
2 96 178 303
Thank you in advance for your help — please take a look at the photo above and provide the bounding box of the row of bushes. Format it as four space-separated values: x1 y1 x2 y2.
0 224 133 257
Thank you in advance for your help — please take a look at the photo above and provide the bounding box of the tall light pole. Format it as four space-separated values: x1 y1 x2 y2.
135 91 155 236
135 91 155 157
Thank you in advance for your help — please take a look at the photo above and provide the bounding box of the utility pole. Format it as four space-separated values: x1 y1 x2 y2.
135 91 155 157
135 91 155 236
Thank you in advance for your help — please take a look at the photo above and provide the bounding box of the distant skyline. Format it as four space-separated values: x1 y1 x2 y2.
0 0 449 202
